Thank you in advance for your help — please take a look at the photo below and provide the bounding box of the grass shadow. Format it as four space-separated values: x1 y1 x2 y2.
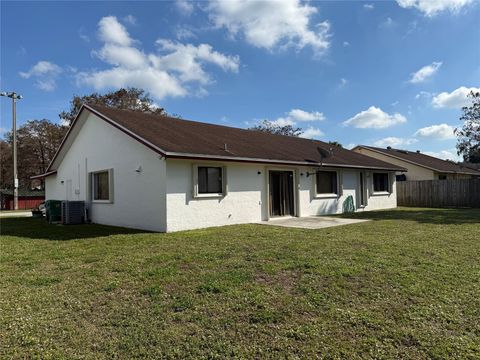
338 207 480 225
0 217 150 241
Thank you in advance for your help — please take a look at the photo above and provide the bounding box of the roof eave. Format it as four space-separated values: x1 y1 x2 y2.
30 170 57 180
166 152 406 171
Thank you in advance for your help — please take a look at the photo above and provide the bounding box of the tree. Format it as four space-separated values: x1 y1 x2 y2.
249 120 303 137
0 140 12 189
1 120 67 189
328 141 343 148
59 87 166 125
455 91 480 163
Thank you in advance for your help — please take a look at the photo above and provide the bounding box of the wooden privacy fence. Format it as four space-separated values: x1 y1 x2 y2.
397 179 480 208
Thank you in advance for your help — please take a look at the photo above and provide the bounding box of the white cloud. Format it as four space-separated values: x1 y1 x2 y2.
267 108 325 127
299 127 324 139
19 61 62 78
77 16 239 100
380 17 395 28
176 0 194 15
432 86 480 108
175 27 196 40
94 43 147 69
408 61 442 83
364 4 375 9
78 27 90 43
339 78 348 87
396 0 473 16
288 109 325 122
271 117 296 127
424 149 461 162
123 15 137 25
343 41 350 47
415 91 433 99
207 0 331 56
414 124 455 139
98 16 133 46
373 137 417 147
19 60 62 91
343 106 407 129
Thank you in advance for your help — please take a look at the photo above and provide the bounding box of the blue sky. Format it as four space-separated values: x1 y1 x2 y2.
1 0 479 160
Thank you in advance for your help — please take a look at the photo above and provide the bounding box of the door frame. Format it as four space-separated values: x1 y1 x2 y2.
266 168 298 219
357 170 368 208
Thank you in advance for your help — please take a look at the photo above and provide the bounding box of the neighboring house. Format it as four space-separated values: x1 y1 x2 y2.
352 145 480 181
0 188 45 210
32 105 405 232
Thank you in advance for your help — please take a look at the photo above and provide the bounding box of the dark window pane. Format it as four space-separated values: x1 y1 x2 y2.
94 171 109 200
373 173 389 192
198 167 222 194
198 167 208 193
316 171 337 194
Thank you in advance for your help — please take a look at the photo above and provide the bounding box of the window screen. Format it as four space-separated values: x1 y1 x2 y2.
373 173 389 192
93 171 110 200
198 167 223 194
316 171 337 194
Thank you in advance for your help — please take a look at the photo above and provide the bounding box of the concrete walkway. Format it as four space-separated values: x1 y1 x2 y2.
0 211 32 218
259 216 369 229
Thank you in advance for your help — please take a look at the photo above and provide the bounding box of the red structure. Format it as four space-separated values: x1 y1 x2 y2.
0 189 45 210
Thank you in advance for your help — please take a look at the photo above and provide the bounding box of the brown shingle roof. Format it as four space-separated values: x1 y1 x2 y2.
357 145 480 175
64 105 406 171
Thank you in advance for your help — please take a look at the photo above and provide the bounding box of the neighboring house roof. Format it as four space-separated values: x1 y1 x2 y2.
462 162 480 171
42 104 407 174
0 188 45 197
354 145 480 175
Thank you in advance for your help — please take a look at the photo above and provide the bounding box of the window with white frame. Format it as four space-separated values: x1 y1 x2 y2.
92 170 113 202
316 170 338 195
197 166 224 195
373 172 389 193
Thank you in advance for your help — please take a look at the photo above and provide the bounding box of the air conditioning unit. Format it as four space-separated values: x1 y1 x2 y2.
61 201 85 225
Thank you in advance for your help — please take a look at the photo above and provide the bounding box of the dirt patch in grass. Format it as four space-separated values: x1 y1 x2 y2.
254 269 302 293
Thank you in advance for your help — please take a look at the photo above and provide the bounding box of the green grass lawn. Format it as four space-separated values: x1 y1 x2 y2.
1 208 479 359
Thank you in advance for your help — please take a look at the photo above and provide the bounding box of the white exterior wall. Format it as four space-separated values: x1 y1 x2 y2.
166 160 268 232
166 160 396 232
45 113 167 232
298 168 396 215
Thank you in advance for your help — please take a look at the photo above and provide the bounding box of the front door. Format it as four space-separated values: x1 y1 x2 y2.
269 171 295 217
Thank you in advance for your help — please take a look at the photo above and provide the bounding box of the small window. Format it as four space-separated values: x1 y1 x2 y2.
438 174 447 180
316 171 338 195
198 166 223 194
373 173 389 192
93 170 111 201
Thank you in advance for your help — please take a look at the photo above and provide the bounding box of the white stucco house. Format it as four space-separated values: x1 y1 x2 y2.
33 105 405 232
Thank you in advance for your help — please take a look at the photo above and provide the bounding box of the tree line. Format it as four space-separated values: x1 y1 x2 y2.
1 88 478 190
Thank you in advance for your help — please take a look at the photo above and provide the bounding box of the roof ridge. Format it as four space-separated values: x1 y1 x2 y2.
88 104 333 147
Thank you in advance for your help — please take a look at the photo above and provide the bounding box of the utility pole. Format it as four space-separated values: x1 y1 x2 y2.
1 91 23 210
